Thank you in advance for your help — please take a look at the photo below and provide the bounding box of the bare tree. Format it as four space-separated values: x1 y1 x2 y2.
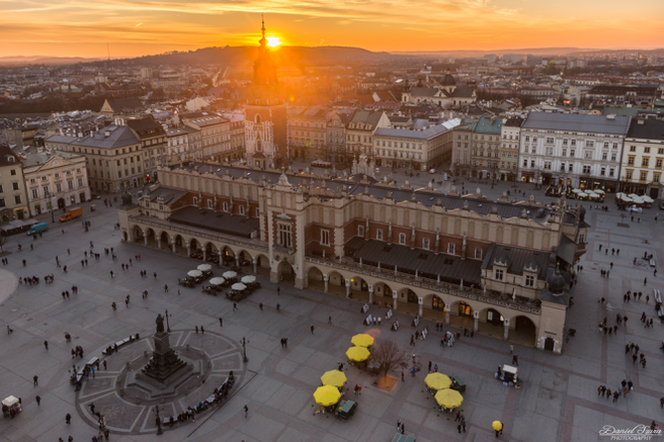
370 340 409 381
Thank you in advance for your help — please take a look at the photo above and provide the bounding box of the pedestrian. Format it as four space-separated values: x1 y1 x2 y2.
35 395 41 406
277 287 280 296
644 277 648 286
66 413 71 424
512 355 518 366
401 371 405 382
33 375 38 386
44 340 48 350
178 288 180 295
276 303 280 312
195 326 199 334
164 284 168 292
153 272 157 280
310 324 314 334
103 360 107 370
244 404 248 418
219 317 223 326
201 326 205 333
510 344 513 354
328 316 332 325
233 302 238 311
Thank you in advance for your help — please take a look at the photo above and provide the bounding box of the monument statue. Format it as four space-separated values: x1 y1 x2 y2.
156 314 165 333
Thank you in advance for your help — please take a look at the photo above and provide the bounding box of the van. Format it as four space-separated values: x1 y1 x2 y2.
59 207 82 222
27 222 48 236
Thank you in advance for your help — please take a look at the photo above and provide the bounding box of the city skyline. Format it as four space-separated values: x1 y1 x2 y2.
2 0 663 59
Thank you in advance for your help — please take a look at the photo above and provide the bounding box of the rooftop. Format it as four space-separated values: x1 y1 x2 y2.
522 112 631 135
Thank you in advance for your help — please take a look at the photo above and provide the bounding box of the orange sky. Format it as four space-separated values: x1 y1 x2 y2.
1 0 663 58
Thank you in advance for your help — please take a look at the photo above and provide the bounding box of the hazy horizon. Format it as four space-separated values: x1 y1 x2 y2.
1 0 663 59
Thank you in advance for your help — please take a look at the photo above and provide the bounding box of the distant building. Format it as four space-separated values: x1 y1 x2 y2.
100 98 146 117
22 151 90 216
373 120 459 171
621 118 664 199
401 70 476 109
518 113 630 190
288 106 331 160
499 116 523 182
345 110 391 160
181 112 231 162
470 116 504 180
45 124 144 193
0 145 29 221
126 117 168 183
140 68 153 79
244 18 288 169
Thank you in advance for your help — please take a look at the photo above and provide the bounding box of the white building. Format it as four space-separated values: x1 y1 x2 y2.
373 119 460 170
621 118 664 199
518 113 631 190
22 151 90 216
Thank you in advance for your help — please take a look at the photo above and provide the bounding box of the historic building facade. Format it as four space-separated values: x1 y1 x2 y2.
518 112 630 190
621 118 664 198
119 162 588 354
23 151 90 216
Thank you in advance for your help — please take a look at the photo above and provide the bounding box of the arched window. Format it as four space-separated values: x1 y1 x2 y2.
192 197 197 206
207 199 213 209
255 114 261 124
239 206 245 215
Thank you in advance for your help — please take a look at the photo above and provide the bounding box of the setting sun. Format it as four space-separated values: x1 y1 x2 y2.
266 37 282 48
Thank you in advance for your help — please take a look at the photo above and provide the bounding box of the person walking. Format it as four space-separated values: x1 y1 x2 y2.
44 340 48 350
66 413 71 424
328 316 332 325
644 277 648 286
153 272 157 280
164 284 168 293
244 404 248 418
233 302 238 312
35 395 41 406
310 324 314 334
33 375 38 386
512 355 519 366
219 317 223 326
510 344 513 354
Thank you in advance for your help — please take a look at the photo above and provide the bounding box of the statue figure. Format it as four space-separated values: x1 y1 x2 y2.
156 314 165 333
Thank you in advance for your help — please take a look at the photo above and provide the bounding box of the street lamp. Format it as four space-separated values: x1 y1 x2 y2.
155 406 163 435
241 337 248 363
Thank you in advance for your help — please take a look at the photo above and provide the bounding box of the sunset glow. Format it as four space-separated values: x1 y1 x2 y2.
0 0 662 58
266 37 282 48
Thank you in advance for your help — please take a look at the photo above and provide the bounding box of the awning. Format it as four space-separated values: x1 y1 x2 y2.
557 235 576 265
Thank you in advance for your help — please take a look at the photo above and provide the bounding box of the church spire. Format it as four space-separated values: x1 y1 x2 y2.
259 13 267 47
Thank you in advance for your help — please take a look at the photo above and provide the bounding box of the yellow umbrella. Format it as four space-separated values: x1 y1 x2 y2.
321 370 347 388
492 421 503 431
313 385 341 406
351 333 375 347
424 373 452 391
346 346 370 362
435 389 464 409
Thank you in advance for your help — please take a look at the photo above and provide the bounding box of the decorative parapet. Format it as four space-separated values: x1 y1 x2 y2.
305 256 541 315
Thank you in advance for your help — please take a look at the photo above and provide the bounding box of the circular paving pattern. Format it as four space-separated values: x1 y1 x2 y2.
75 330 245 435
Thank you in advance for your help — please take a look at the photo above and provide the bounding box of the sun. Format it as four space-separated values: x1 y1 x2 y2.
266 37 282 48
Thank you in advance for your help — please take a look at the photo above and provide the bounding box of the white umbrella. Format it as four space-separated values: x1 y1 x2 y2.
572 189 581 194
621 196 633 202
223 271 237 279
587 192 598 198
197 264 212 271
231 282 246 291
241 275 256 284
616 192 625 198
643 196 654 203
628 193 639 199
188 270 202 277
577 192 588 197
594 189 605 194
210 277 225 285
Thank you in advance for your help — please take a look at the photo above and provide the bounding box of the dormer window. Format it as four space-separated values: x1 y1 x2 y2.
495 269 504 281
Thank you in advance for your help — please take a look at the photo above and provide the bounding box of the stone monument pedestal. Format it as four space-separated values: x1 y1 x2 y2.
141 331 187 383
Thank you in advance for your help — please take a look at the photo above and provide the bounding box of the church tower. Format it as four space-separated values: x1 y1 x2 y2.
244 16 288 169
